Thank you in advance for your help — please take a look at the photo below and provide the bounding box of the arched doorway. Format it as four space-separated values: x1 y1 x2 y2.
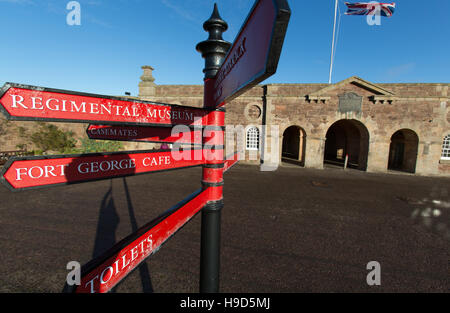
323 119 369 171
282 126 306 166
388 129 419 173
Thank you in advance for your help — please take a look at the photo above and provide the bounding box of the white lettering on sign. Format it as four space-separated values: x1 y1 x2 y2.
15 165 68 181
142 156 171 167
77 159 137 174
89 127 139 137
31 97 43 110
84 234 153 293
7 92 199 124
47 99 60 111
12 155 174 182
214 37 247 94
71 101 86 113
10 95 26 109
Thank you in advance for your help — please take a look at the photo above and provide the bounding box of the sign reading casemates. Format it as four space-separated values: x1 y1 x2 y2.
0 83 209 127
338 92 363 113
86 124 203 145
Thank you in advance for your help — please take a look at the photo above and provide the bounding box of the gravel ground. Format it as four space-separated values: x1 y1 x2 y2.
0 163 449 293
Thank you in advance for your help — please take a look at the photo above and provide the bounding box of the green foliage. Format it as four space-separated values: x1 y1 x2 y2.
16 123 123 156
32 150 45 156
78 138 124 153
15 127 31 152
0 120 8 136
15 143 27 150
30 123 76 153
17 126 27 138
59 138 124 154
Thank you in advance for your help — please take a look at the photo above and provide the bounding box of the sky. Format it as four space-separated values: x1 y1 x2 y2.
0 0 449 97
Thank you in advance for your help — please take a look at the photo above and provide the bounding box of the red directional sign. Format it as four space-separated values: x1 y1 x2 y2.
73 188 210 293
1 149 206 191
0 83 209 126
86 124 203 145
211 0 290 106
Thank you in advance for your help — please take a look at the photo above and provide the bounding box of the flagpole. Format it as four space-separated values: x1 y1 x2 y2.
328 0 339 84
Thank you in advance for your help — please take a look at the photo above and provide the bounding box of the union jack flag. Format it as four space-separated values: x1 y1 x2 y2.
345 2 396 17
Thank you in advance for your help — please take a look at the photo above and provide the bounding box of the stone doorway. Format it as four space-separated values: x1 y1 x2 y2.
388 129 419 173
323 119 369 171
282 126 306 166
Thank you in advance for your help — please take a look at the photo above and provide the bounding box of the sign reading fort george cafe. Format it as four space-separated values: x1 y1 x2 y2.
1 65 449 176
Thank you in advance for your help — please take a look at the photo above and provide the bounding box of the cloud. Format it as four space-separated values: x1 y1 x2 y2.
85 14 113 29
386 62 415 77
160 0 197 23
0 0 35 4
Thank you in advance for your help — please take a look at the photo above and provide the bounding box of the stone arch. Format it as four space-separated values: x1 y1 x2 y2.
323 119 370 171
388 129 419 173
282 125 307 166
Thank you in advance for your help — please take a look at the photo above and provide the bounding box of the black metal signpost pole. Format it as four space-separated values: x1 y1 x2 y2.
196 4 231 293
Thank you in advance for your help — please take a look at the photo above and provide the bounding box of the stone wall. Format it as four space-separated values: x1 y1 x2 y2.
138 70 449 176
1 68 447 177
0 116 157 153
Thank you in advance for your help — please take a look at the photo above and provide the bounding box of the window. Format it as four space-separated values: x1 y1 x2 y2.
441 135 450 160
246 126 259 151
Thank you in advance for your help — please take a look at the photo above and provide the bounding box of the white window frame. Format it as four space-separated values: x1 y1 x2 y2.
246 126 260 151
441 134 450 160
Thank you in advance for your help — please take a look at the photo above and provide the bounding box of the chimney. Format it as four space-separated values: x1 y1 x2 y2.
138 65 156 99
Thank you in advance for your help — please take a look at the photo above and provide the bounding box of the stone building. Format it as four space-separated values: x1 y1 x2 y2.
0 65 448 177
139 66 450 176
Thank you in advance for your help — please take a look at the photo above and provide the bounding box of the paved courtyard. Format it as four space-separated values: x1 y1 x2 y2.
0 163 449 292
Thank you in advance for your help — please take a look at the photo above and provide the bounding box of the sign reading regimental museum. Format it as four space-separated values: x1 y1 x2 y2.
0 83 209 127
338 92 362 113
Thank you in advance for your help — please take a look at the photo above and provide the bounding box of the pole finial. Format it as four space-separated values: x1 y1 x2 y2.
203 3 228 35
196 3 231 79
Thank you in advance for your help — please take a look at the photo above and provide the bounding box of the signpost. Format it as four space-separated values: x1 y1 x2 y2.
196 0 290 293
206 0 291 107
0 0 290 293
